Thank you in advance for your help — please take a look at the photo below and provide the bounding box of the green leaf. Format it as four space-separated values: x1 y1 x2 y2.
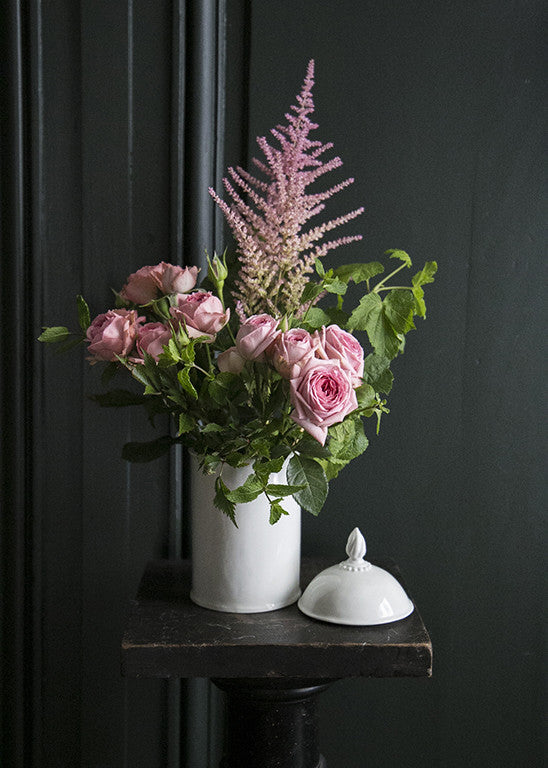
348 292 401 359
303 307 330 329
201 422 224 433
214 476 237 526
177 367 198 399
347 291 382 332
412 261 437 317
334 262 384 284
90 389 147 407
314 258 326 278
324 277 347 295
265 483 306 497
362 354 393 394
355 383 377 409
287 455 328 516
122 435 173 462
383 290 415 334
76 295 91 332
412 260 438 287
293 437 331 459
269 501 288 525
328 418 369 462
253 456 285 483
225 473 264 504
300 282 325 304
385 248 412 267
177 412 195 434
38 326 72 343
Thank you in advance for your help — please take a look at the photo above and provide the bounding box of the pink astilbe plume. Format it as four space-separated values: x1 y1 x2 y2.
209 60 364 318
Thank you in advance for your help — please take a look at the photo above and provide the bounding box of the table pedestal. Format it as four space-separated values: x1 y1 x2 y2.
213 678 332 768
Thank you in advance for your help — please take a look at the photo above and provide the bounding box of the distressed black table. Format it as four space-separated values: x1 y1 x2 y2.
122 559 432 768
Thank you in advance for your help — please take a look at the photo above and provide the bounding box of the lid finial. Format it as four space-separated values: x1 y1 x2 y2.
345 527 366 563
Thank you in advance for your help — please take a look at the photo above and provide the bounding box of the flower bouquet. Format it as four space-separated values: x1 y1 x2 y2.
40 60 436 530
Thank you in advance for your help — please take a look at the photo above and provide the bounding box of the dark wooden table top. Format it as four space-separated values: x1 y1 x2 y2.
121 558 432 679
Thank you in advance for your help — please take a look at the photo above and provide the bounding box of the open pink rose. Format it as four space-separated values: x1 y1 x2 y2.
120 263 199 304
170 291 229 339
136 322 172 362
289 357 358 445
86 309 144 362
235 314 280 361
217 346 246 374
270 328 315 379
314 325 364 387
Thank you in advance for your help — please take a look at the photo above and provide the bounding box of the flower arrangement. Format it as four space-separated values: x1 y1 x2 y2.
39 60 436 525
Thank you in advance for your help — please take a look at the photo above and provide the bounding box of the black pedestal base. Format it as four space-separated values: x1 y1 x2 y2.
212 678 334 768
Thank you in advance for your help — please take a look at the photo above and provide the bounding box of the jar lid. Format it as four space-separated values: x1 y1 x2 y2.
298 528 414 626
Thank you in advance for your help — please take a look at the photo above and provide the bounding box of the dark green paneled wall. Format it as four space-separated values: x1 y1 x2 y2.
246 1 545 766
1 1 544 767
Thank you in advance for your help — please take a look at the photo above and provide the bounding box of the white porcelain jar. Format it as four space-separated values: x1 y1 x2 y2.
190 456 301 613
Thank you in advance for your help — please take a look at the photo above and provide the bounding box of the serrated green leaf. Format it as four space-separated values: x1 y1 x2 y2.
214 476 237 526
315 258 325 278
300 282 325 304
303 307 330 330
412 260 438 288
287 455 328 516
269 501 289 525
362 354 393 394
355 383 377 409
383 290 415 334
253 456 285 482
324 278 347 295
412 261 437 318
90 389 147 407
349 292 401 359
38 326 72 343
265 483 306 497
385 249 412 267
328 418 369 462
76 295 91 332
293 437 331 459
347 291 383 332
121 435 173 462
225 473 264 503
201 422 224 433
177 412 195 434
168 338 181 361
334 262 384 284
177 367 197 399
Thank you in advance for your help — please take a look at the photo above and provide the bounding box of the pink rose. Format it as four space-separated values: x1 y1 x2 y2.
120 263 199 304
235 314 280 361
217 346 246 374
314 325 364 387
86 309 144 362
270 328 315 379
170 291 230 339
289 357 358 445
136 322 173 362
160 264 199 295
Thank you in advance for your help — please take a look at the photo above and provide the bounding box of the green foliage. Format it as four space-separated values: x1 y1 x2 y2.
287 455 328 516
333 262 384 284
77 295 91 332
38 326 72 343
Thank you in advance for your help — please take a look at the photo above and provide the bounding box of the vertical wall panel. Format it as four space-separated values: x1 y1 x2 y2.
79 2 171 766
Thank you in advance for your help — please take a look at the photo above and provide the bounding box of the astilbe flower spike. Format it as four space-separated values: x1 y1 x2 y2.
209 60 364 319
